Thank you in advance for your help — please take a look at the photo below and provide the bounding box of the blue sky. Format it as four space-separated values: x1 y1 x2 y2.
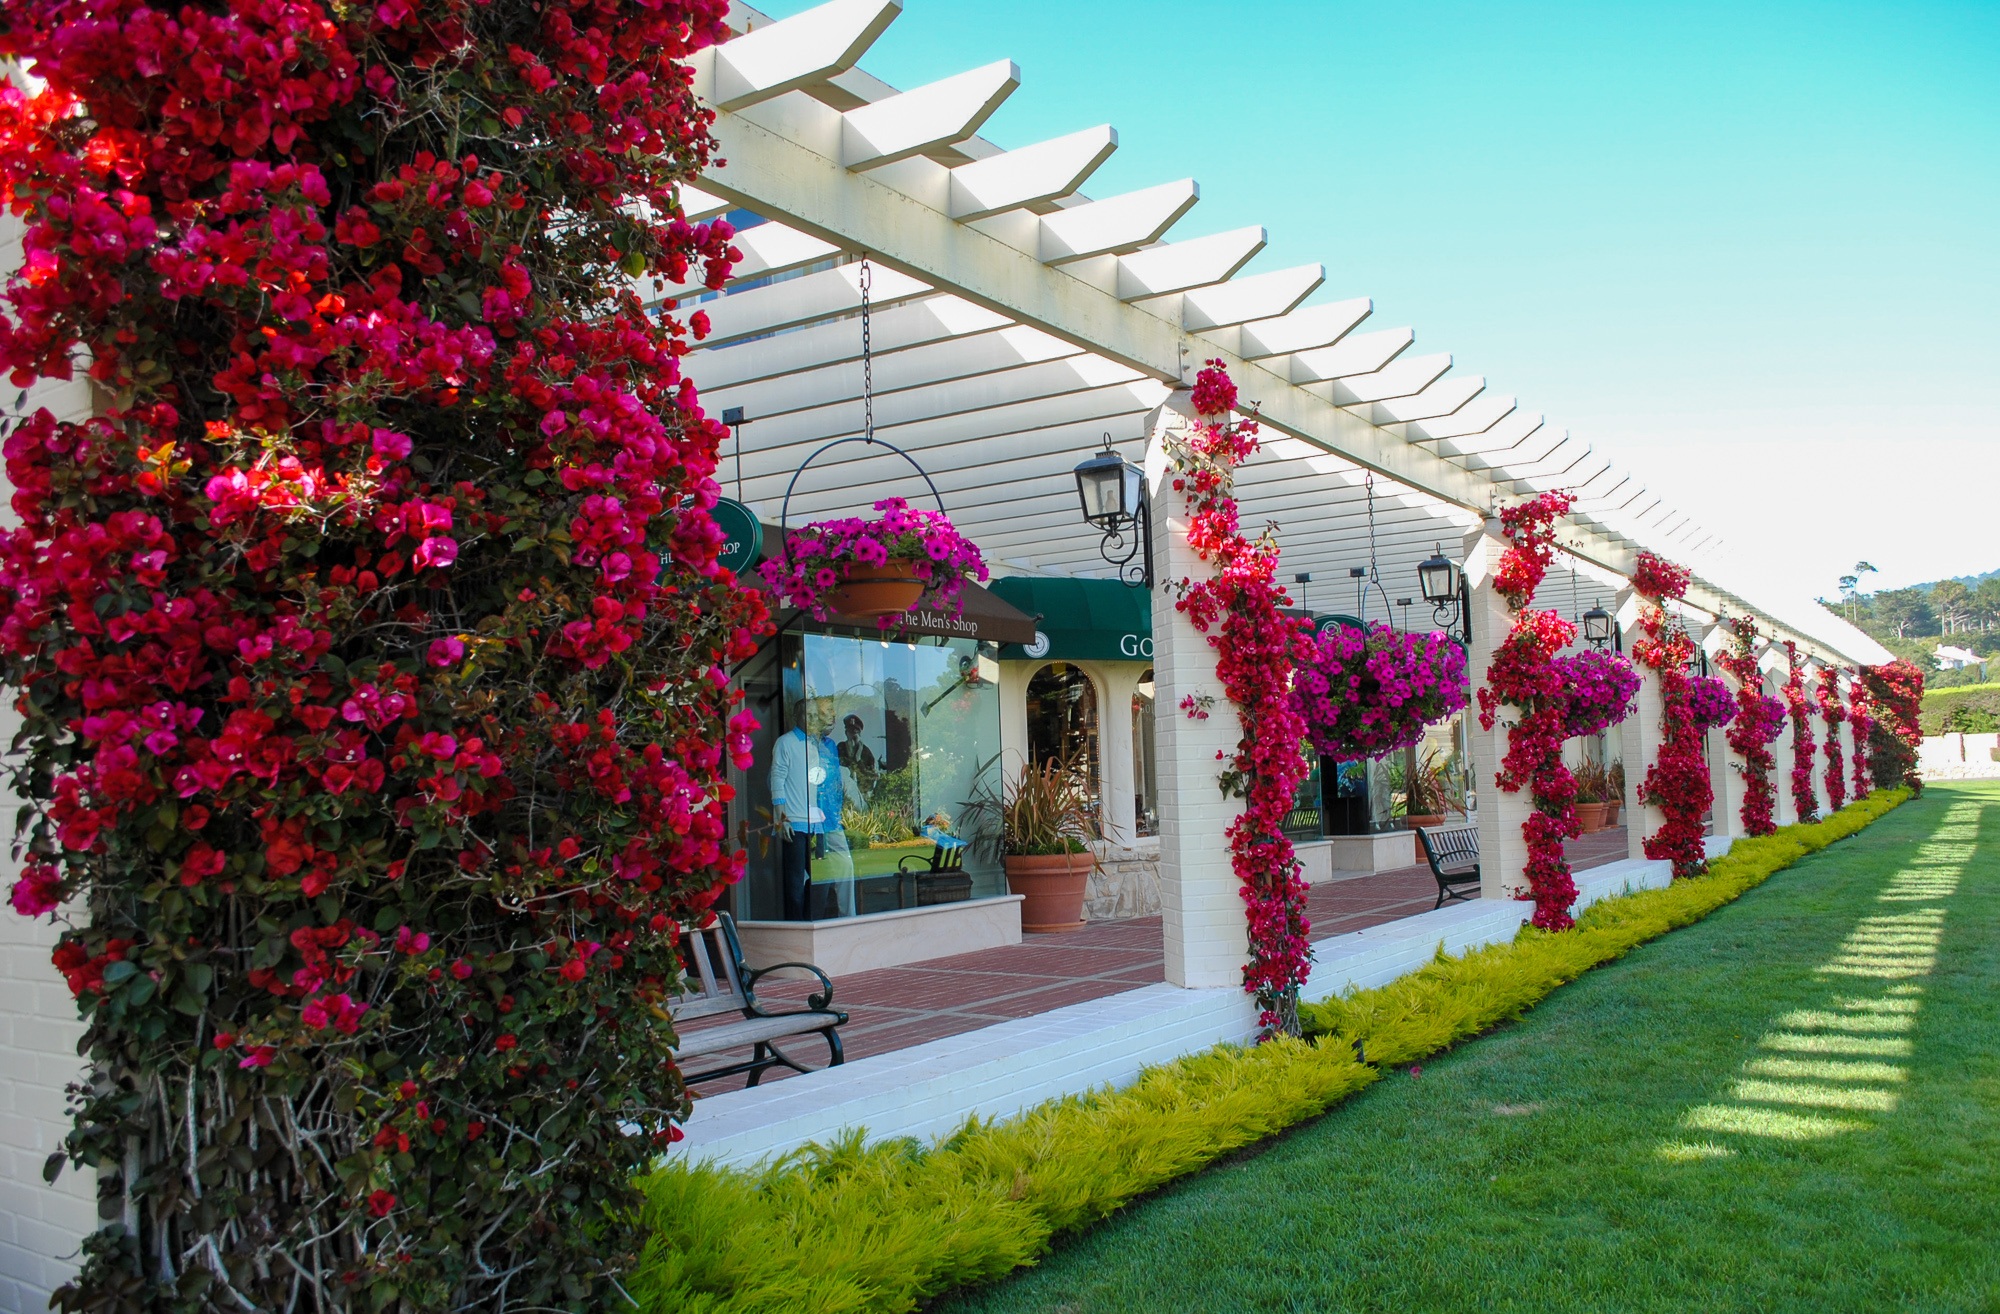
754 0 1999 596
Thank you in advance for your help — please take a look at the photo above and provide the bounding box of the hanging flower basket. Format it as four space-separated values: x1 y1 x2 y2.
1551 649 1641 738
1292 622 1469 760
762 497 987 628
1686 674 1740 733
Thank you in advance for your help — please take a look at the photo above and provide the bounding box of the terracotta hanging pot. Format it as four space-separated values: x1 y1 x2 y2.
1003 851 1091 933
827 559 924 619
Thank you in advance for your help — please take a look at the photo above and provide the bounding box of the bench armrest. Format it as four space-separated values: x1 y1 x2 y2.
743 960 836 1012
897 853 930 872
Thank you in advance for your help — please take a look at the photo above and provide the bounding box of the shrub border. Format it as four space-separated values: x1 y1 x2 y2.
631 789 1911 1313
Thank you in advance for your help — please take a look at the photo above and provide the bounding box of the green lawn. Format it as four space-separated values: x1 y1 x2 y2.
939 781 2000 1314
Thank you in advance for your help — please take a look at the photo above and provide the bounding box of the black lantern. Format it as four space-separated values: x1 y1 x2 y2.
1072 436 1151 588
1417 544 1470 644
1418 548 1458 606
1582 602 1614 649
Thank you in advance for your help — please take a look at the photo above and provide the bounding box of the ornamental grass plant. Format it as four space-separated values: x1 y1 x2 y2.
632 790 1907 1314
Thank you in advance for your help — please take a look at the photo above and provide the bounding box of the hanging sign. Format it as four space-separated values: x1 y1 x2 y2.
712 499 763 576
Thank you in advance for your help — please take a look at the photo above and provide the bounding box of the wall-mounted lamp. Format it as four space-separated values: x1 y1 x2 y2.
1072 435 1151 589
1582 602 1614 650
1417 544 1471 645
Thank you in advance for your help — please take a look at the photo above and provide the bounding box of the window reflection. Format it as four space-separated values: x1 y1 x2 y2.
1026 662 1102 834
733 630 1002 921
1133 667 1158 838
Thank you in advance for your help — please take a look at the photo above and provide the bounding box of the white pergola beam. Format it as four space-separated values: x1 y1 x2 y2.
1235 298 1372 358
691 293 1007 389
1368 373 1484 425
1080 226 1266 300
700 0 902 110
1289 327 1413 384
690 264 932 345
1167 264 1323 330
841 60 1020 170
1034 180 1200 263
947 126 1118 220
1332 352 1452 405
1406 391 1516 441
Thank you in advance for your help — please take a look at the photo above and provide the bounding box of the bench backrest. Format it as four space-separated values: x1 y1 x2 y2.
671 913 751 1023
1418 823 1480 870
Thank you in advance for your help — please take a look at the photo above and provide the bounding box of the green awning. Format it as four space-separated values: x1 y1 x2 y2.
988 577 1154 663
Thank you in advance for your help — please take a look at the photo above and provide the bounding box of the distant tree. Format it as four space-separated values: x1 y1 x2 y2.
1877 588 1937 639
1974 578 2000 633
1849 562 1878 621
1932 580 1973 635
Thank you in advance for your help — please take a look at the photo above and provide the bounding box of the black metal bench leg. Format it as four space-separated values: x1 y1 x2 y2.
745 1041 771 1087
825 1027 844 1069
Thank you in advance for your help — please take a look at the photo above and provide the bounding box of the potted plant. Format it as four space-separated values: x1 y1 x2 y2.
967 756 1099 933
1572 760 1611 834
1604 759 1626 826
760 496 987 625
1400 745 1466 862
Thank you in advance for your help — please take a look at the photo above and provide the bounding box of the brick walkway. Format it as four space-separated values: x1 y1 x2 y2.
689 824 1634 1094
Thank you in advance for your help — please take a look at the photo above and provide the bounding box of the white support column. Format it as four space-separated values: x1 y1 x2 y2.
1837 669 1860 807
1701 625 1744 840
1145 397 1247 989
1805 661 1834 819
1761 647 1799 828
1618 591 1667 861
1460 519 1531 901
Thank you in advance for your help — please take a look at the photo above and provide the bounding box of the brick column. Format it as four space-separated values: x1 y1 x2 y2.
1144 395 1247 989
1460 519 1532 901
1618 590 1667 861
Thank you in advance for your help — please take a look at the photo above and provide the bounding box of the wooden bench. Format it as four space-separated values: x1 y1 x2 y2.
897 842 973 908
1416 823 1482 908
671 913 846 1089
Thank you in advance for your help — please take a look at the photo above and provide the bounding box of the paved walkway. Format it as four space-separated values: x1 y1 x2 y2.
689 824 1634 1094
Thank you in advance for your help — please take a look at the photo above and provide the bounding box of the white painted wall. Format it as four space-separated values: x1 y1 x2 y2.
0 213 96 1313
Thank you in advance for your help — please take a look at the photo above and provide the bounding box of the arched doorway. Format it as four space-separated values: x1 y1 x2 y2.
1025 662 1102 833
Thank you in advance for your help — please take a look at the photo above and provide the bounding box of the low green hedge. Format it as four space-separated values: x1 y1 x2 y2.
632 789 1910 1313
1920 682 2000 735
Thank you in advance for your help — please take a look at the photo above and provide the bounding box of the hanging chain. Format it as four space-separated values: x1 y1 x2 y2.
859 256 875 444
1364 472 1392 621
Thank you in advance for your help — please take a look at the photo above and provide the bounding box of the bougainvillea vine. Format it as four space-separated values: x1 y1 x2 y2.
1170 362 1315 1034
1817 664 1849 813
1474 489 1580 930
1862 659 1924 795
1630 552 1711 879
1714 615 1782 835
1849 672 1874 800
1783 641 1820 821
0 1 765 1307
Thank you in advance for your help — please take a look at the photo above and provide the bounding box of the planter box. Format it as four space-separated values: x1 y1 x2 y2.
734 895 1024 979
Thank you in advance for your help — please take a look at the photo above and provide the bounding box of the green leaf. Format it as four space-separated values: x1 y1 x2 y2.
101 960 139 985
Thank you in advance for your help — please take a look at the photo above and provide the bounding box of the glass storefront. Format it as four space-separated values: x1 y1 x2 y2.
1132 667 1158 838
1024 662 1103 834
731 628 1005 921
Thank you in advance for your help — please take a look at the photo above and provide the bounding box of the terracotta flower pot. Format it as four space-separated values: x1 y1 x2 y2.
1604 800 1622 827
828 559 924 619
1574 801 1609 834
1404 813 1445 865
1004 851 1091 933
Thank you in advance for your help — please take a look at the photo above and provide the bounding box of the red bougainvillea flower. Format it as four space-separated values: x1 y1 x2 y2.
1474 490 1582 929
1173 361 1316 1032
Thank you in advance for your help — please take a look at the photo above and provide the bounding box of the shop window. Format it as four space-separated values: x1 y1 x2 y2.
1132 668 1158 838
732 630 1002 922
1026 662 1102 833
